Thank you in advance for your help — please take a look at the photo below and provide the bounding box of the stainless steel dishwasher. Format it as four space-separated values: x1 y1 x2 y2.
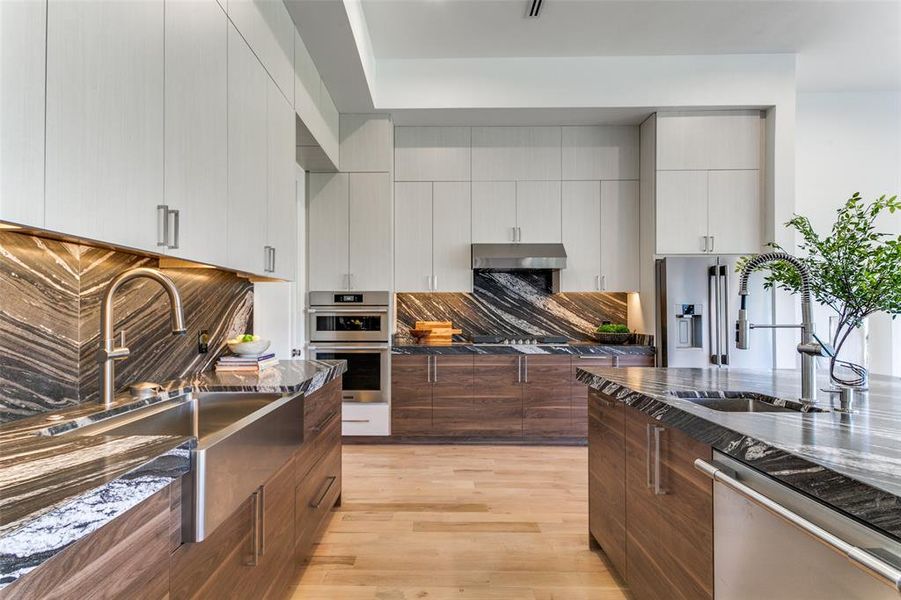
696 450 901 599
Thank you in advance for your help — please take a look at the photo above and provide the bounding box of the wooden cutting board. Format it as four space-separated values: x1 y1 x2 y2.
412 321 462 345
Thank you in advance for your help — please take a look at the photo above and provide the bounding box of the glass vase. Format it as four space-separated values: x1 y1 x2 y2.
827 316 869 389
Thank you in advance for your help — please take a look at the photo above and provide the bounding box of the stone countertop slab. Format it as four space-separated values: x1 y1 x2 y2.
0 359 345 588
392 343 655 356
576 366 901 541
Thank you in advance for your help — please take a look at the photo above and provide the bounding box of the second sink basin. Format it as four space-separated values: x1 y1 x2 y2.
670 391 829 414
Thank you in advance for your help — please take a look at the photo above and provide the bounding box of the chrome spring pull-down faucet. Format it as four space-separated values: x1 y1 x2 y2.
737 252 827 404
98 267 187 407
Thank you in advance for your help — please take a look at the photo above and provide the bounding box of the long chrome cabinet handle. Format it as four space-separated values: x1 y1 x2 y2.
695 458 901 590
157 205 169 247
308 344 390 351
307 308 389 314
646 423 654 488
168 209 180 250
246 487 262 566
433 357 438 383
523 356 528 383
653 426 666 495
310 476 337 508
258 485 265 556
701 236 708 253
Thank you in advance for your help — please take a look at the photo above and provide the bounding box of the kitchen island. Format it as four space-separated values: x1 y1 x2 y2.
0 359 345 596
578 366 901 599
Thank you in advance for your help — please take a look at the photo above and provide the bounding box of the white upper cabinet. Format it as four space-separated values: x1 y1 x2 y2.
340 115 393 172
1 0 46 227
656 110 763 171
471 127 562 181
308 172 349 291
472 181 517 243
226 23 268 274
227 0 293 103
655 170 709 255
164 0 228 267
707 169 762 255
432 182 472 292
561 126 640 180
45 0 164 251
600 180 639 291
348 172 392 291
516 181 561 243
394 182 433 292
561 181 601 292
266 80 297 280
394 127 472 181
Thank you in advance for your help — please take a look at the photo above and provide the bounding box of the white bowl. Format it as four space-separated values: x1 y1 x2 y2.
227 339 271 357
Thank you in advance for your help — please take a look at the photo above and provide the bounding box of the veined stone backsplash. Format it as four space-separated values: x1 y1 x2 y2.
0 230 253 424
395 271 629 343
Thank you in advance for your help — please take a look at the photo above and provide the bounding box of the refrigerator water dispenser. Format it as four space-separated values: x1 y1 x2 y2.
674 304 703 349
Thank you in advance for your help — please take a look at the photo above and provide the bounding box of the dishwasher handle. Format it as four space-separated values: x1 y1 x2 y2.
695 458 901 592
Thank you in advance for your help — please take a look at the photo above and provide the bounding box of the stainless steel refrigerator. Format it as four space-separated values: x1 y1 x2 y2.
655 256 773 368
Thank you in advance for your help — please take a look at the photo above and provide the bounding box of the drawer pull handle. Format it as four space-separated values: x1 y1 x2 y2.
342 418 370 423
310 476 337 508
312 409 339 432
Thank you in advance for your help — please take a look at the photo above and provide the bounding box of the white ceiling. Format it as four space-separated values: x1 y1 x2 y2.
361 0 901 92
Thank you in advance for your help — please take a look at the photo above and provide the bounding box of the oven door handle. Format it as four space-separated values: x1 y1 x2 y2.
308 344 390 351
307 308 389 314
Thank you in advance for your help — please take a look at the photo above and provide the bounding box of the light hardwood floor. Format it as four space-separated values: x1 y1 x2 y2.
289 445 628 600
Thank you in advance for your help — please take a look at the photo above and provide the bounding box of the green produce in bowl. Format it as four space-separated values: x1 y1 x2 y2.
596 323 630 334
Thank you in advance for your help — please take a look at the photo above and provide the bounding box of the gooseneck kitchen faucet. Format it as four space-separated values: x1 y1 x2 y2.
737 252 826 404
98 267 187 407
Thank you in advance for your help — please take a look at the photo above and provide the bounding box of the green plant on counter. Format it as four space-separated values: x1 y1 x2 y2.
738 193 901 386
596 323 631 334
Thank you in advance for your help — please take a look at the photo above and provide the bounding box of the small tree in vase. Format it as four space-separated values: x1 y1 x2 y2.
740 193 901 388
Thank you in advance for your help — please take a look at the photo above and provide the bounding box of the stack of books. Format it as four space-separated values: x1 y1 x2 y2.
215 353 278 372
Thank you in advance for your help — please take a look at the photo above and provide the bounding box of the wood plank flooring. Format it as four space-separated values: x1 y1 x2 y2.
289 445 628 600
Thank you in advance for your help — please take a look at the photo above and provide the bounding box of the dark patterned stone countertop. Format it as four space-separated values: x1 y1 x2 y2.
392 343 655 356
576 367 901 540
0 359 345 588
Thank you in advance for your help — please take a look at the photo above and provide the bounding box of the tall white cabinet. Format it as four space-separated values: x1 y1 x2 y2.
266 79 298 280
395 181 472 292
226 23 269 274
652 110 764 255
0 0 46 228
164 0 228 266
44 0 165 251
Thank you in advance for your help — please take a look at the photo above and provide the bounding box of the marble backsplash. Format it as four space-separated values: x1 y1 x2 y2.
396 271 629 343
0 231 253 423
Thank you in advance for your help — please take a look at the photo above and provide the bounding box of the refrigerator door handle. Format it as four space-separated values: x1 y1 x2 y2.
708 266 720 366
721 265 730 366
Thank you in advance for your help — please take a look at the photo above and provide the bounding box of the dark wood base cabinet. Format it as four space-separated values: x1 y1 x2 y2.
3 380 344 600
392 353 654 441
589 388 713 600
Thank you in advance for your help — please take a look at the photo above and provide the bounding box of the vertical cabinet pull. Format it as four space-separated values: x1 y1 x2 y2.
433 274 438 291
595 275 600 291
168 209 180 250
433 357 438 383
426 356 432 383
516 356 522 383
653 426 667 495
157 205 169 247
310 476 337 508
246 486 264 566
523 356 528 383
269 247 276 273
645 424 654 488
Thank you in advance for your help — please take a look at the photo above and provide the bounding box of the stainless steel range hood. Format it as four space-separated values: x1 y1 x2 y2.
471 243 567 270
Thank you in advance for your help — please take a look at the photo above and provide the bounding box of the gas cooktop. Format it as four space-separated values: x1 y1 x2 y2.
471 335 569 345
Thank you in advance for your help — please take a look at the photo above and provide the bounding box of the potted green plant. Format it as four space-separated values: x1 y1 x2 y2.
593 323 632 345
740 193 901 387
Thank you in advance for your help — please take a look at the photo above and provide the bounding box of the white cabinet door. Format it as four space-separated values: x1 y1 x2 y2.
471 127 561 181
708 170 762 255
254 0 294 104
1 0 45 227
394 182 433 292
349 172 392 291
656 111 762 171
561 181 601 292
601 180 639 291
45 0 164 251
516 180 561 243
340 115 393 172
471 181 516 243
394 126 471 181
266 81 297 280
308 172 349 290
561 126 640 180
164 0 227 266
432 182 472 292
226 23 268 274
655 170 709 255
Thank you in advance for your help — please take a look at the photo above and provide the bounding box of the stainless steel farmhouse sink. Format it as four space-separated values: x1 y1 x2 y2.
47 390 304 542
669 391 829 414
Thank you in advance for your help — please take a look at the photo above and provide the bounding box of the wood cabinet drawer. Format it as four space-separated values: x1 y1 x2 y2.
304 378 341 439
522 356 572 438
296 396 341 483
295 442 342 564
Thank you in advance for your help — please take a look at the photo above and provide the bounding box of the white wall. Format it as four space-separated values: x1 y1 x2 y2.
796 91 901 376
